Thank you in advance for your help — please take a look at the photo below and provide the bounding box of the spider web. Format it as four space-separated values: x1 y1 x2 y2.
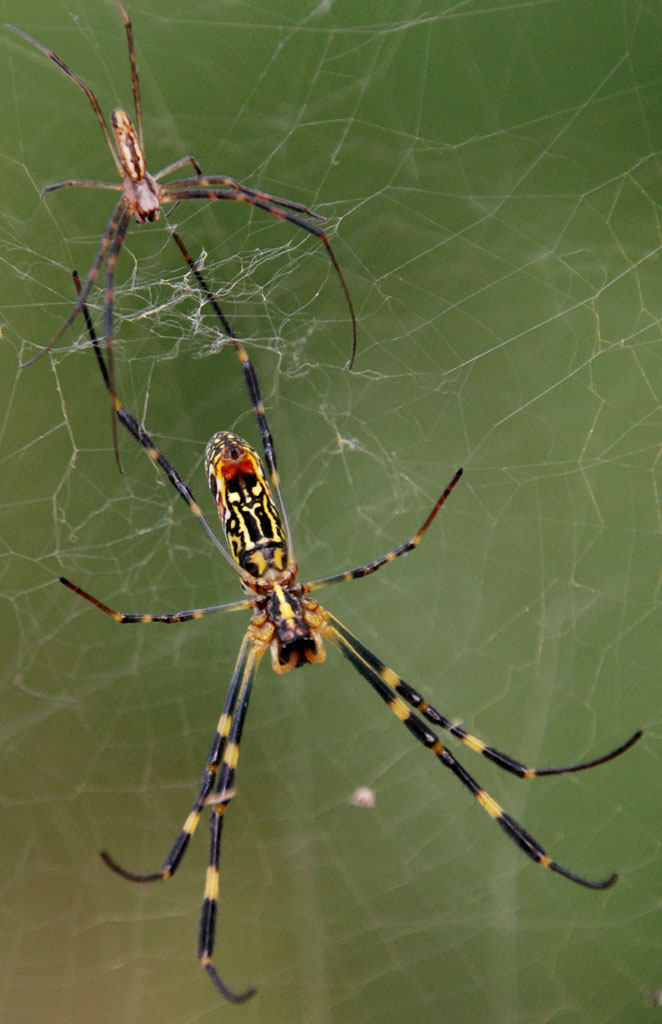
0 1 660 1022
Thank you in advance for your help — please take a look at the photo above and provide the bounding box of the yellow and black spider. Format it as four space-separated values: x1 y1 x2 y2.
7 0 356 462
64 253 642 1003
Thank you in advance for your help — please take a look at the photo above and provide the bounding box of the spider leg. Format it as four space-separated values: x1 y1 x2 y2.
41 180 123 198
102 631 261 1004
103 207 133 472
169 231 294 561
324 611 629 890
161 173 325 220
74 269 261 1001
20 196 126 368
59 576 250 623
72 270 248 575
5 23 122 175
329 614 643 778
100 632 255 879
113 0 144 148
307 468 463 592
153 156 205 180
200 638 261 1003
160 184 357 367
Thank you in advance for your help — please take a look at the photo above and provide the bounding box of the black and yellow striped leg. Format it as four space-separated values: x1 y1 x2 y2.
73 271 243 575
307 468 463 593
102 632 260 1002
103 207 132 472
77 229 294 572
162 185 357 368
199 639 261 1003
325 612 622 890
331 619 643 778
101 633 252 881
169 232 276 468
169 231 293 552
59 574 250 624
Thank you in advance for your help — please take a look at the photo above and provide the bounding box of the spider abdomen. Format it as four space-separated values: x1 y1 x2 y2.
111 108 160 222
205 431 290 580
111 108 146 182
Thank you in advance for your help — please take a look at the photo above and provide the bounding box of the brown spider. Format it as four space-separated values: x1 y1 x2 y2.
7 0 357 459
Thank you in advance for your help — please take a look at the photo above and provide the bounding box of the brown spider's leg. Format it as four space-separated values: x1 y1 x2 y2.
160 184 357 367
41 180 123 198
72 269 247 574
162 173 325 219
153 156 204 180
5 23 122 175
325 612 631 891
329 614 643 779
103 207 133 472
157 160 206 220
20 197 126 368
307 468 463 593
113 0 144 147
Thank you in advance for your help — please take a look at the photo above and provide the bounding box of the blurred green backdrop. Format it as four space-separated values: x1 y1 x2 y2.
0 1 659 1022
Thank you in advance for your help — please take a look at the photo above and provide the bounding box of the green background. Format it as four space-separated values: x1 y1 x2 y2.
0 1 659 1022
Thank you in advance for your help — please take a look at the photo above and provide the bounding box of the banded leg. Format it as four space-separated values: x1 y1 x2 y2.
103 207 132 470
325 612 626 890
59 575 250 624
200 639 261 1003
20 196 126 368
330 618 643 779
170 231 292 554
5 22 121 171
160 182 357 368
161 173 324 219
307 468 463 593
118 0 205 193
116 0 201 177
41 179 123 196
153 155 204 179
72 270 245 576
115 0 144 145
103 633 262 1003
